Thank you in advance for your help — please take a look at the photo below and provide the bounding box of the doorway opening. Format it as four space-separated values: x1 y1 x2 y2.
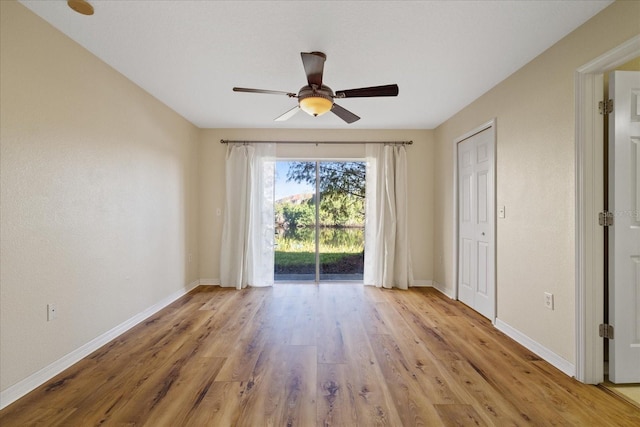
274 160 365 282
574 35 639 385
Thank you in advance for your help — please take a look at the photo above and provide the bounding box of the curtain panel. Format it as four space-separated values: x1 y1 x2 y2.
364 144 413 289
220 143 275 289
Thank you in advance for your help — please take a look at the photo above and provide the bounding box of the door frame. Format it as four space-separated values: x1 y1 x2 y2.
453 118 497 322
575 35 640 384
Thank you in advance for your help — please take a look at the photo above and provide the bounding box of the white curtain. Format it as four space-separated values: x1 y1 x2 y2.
364 144 413 289
220 143 275 289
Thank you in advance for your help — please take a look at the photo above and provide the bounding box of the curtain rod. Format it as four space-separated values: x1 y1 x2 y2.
220 139 413 146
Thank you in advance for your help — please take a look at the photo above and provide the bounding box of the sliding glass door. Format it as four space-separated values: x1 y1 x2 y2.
274 160 364 282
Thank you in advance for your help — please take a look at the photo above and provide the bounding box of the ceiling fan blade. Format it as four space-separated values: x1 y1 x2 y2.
335 84 399 98
233 87 296 97
301 51 326 87
331 103 360 124
274 106 300 122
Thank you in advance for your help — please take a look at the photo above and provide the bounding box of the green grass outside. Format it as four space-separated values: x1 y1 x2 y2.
275 250 364 274
275 251 357 266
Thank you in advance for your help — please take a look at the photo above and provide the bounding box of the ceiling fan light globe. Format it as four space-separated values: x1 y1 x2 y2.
299 96 333 117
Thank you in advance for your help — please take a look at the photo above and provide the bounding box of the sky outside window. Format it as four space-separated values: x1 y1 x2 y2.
275 161 313 200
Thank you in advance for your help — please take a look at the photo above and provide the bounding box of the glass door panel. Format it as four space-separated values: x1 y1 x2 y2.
274 160 316 281
318 161 365 281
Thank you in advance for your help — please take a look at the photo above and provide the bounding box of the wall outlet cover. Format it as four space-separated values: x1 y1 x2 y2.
544 292 554 310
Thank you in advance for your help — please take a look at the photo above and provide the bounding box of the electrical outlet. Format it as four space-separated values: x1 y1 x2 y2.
47 304 57 321
544 292 554 310
499 205 506 218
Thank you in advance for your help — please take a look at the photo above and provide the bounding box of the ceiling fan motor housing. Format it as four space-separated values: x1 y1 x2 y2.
298 85 334 116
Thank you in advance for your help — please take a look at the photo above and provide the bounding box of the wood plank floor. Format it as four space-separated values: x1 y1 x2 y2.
1 284 639 426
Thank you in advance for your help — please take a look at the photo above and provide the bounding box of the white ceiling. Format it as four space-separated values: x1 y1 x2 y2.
19 0 612 129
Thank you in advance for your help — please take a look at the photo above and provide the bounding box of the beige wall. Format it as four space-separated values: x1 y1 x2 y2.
432 0 640 363
617 56 640 71
199 129 434 283
3 0 636 400
0 1 200 392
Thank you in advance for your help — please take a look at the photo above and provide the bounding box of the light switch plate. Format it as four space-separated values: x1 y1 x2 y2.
47 304 57 321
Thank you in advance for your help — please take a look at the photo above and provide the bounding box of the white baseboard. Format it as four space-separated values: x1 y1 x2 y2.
0 280 201 410
410 279 433 287
432 281 455 299
409 280 456 299
409 279 457 300
198 278 221 286
495 318 576 378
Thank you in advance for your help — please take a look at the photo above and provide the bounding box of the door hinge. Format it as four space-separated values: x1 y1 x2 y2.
599 324 614 339
599 99 613 115
599 211 613 226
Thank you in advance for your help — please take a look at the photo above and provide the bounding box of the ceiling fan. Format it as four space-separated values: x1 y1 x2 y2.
233 52 399 124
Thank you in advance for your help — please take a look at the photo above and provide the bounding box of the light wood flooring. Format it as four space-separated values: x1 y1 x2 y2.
604 382 640 409
1 284 639 426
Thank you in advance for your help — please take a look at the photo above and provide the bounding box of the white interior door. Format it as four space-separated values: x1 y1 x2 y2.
457 127 495 320
608 70 640 384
